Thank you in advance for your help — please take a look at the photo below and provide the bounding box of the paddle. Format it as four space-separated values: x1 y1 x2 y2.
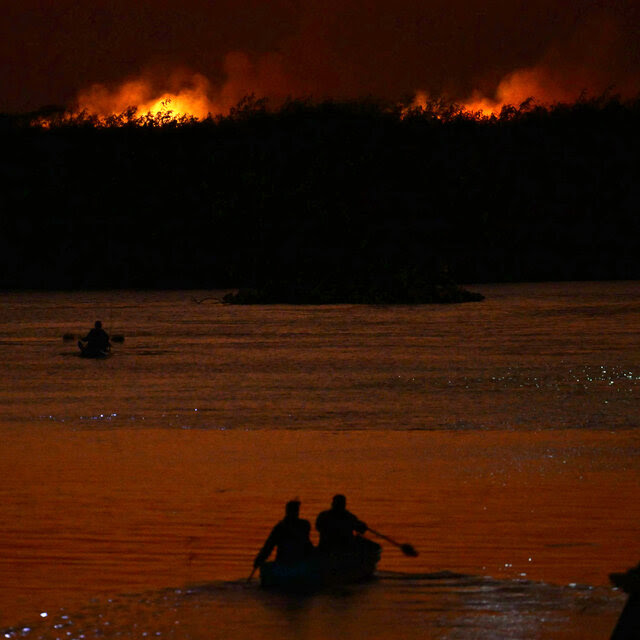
367 527 419 557
62 332 124 342
246 566 258 584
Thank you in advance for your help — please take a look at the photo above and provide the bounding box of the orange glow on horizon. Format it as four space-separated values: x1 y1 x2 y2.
35 56 630 127
412 61 617 117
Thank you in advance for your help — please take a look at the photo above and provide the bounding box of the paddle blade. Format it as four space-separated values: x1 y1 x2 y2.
401 543 419 557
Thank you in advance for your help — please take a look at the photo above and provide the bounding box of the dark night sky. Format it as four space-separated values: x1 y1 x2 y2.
2 0 640 113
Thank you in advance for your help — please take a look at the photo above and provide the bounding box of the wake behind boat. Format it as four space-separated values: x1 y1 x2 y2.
260 537 381 590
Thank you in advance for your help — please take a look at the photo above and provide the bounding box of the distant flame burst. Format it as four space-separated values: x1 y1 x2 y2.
75 73 218 122
413 64 601 117
53 52 287 125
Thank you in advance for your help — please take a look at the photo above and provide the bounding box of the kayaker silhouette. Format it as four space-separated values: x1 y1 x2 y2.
316 494 379 552
253 500 314 569
78 320 111 357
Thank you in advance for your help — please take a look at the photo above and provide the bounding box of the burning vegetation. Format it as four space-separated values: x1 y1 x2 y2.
30 24 640 129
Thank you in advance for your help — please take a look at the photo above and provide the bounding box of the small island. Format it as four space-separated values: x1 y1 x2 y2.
222 271 484 305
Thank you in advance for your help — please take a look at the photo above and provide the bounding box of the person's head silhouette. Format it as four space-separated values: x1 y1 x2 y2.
332 494 347 511
285 499 301 518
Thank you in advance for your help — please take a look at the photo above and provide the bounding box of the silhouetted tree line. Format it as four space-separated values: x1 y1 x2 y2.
0 95 639 301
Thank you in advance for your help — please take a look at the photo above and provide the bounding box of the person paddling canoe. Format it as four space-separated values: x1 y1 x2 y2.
253 500 315 570
251 495 417 589
316 494 381 554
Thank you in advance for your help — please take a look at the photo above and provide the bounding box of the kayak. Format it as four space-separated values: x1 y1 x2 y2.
78 340 111 359
260 538 381 590
78 346 111 359
79 347 111 359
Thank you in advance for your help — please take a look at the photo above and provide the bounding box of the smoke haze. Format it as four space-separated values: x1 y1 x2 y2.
2 0 639 113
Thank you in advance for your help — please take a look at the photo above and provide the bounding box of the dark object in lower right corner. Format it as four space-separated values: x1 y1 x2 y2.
610 564 640 640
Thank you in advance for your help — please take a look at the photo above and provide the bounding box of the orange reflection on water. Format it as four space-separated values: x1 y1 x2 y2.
1 425 638 629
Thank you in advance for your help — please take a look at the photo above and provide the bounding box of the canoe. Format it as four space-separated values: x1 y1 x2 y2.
260 538 381 590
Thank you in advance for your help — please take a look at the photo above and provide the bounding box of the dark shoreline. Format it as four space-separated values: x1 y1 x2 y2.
1 96 639 298
222 282 485 305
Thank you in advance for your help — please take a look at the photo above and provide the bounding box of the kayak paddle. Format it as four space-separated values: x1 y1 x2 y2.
367 527 418 557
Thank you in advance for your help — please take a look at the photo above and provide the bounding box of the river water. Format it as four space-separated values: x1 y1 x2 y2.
1 282 639 639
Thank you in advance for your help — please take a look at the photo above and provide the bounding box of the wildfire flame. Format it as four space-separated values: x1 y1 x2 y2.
412 65 601 118
63 64 601 127
50 70 553 127
68 73 221 123
77 74 217 121
37 52 281 126
27 0 639 128
36 40 637 127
